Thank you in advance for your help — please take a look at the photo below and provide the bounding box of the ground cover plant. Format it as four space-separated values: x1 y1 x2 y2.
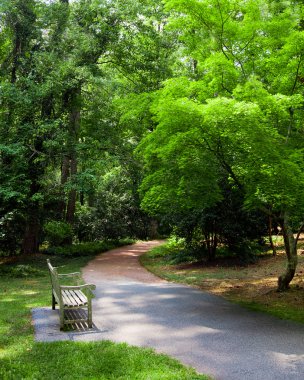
141 239 304 324
42 238 135 257
0 251 209 380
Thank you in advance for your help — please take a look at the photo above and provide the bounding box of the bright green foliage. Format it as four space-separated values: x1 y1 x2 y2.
138 0 304 214
136 0 304 286
137 95 221 215
138 83 298 215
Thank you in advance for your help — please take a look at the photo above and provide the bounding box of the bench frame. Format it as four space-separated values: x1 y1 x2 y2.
47 259 96 330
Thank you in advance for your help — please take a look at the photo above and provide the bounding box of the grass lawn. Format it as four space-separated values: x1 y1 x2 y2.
140 241 304 324
0 252 209 380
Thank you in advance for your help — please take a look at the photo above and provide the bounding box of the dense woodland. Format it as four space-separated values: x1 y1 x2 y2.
1 0 304 291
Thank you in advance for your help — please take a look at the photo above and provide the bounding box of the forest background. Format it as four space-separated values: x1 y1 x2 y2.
1 0 304 293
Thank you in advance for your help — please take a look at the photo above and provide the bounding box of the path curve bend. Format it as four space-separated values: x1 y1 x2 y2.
81 241 304 380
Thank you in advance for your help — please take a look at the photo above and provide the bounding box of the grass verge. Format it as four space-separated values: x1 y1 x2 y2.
140 242 304 324
0 246 209 380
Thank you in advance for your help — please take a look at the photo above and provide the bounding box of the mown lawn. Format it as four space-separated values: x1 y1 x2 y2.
0 252 209 380
140 242 304 324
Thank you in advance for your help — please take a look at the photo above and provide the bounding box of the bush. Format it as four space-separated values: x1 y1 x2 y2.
0 210 25 255
233 240 260 265
44 221 73 246
74 167 154 242
0 264 44 278
166 249 198 264
42 239 135 257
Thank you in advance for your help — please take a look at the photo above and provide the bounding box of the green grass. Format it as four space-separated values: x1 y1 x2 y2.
141 243 304 324
141 250 247 284
235 300 304 324
0 251 209 380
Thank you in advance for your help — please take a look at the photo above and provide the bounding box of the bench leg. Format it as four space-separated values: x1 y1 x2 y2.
59 308 64 330
88 302 93 328
52 293 56 310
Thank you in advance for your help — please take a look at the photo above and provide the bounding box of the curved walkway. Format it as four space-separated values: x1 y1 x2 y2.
34 241 304 380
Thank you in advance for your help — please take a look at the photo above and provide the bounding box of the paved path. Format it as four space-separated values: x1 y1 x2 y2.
34 241 304 380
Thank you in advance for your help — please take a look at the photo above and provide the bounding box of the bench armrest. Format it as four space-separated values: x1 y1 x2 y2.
60 284 96 298
58 272 82 285
58 272 81 278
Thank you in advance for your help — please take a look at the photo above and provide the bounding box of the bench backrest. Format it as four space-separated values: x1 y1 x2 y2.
47 259 61 303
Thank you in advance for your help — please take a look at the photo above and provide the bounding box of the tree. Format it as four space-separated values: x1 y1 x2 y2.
137 0 304 290
0 0 174 254
0 0 47 254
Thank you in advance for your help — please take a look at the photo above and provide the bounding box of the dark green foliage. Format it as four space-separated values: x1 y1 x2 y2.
0 264 44 278
44 221 74 247
213 184 268 250
0 210 25 255
0 0 172 256
166 248 201 265
42 239 134 257
74 165 155 241
75 204 151 242
157 182 268 262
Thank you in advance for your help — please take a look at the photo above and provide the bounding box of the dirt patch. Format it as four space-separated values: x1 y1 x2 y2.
170 252 304 311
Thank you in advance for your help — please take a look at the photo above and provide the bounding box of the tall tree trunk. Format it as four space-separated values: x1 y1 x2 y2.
11 34 21 84
21 209 40 254
65 89 80 224
60 86 81 225
148 219 158 239
79 191 84 206
205 232 217 261
21 91 55 253
65 155 77 223
268 216 277 256
59 155 70 218
277 213 298 291
21 152 42 254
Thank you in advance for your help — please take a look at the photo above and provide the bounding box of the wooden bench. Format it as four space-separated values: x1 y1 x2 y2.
47 259 96 330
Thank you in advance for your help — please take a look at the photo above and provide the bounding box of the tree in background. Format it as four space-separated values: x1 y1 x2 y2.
0 0 47 254
0 0 174 254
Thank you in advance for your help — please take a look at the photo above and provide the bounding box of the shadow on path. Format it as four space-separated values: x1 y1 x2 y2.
33 241 304 380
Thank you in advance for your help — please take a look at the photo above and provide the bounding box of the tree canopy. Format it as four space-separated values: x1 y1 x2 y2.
1 0 304 291
137 0 304 290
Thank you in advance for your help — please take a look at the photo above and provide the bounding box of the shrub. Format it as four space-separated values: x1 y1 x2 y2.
233 240 260 265
42 239 135 257
0 264 44 277
44 221 73 246
0 210 24 255
166 249 197 264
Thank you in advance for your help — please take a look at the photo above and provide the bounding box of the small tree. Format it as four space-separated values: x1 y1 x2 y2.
135 0 304 291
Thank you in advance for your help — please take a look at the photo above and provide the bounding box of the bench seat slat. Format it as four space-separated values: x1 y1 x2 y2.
62 290 87 307
73 290 87 304
61 290 76 306
69 290 87 306
64 290 79 306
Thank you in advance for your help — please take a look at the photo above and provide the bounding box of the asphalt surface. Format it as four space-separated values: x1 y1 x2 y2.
33 241 304 380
